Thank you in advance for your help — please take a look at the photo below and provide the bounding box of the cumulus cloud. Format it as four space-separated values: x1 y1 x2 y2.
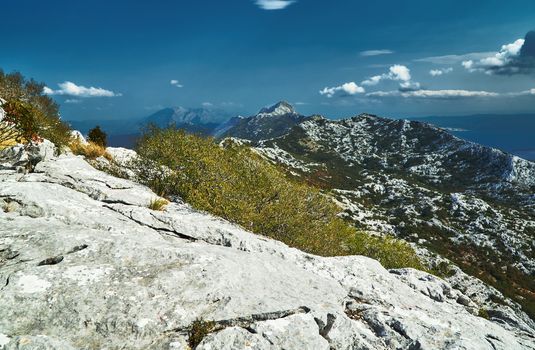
462 31 535 75
202 102 213 107
43 82 120 97
170 79 184 88
429 67 453 76
360 49 394 57
319 82 365 98
255 0 295 10
399 81 421 92
361 64 412 86
361 65 420 92
367 88 535 99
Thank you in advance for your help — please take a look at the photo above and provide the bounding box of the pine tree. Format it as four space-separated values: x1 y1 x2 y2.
88 126 107 147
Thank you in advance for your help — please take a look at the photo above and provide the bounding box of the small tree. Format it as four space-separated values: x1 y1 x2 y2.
0 70 71 147
0 99 43 145
88 125 107 147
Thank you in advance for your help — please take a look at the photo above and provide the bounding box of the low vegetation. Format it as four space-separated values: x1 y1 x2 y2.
188 319 216 348
132 126 424 269
87 125 107 147
70 140 112 161
0 70 71 149
148 198 169 211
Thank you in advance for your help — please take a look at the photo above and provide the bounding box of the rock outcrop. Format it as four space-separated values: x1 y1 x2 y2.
0 143 534 349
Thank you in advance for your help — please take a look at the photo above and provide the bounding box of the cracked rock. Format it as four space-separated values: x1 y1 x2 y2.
0 143 534 349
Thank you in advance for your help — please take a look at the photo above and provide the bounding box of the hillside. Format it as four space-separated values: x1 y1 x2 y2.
218 101 308 141
222 104 535 320
1 139 535 349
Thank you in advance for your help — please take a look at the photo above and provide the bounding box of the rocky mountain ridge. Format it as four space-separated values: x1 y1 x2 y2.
220 103 535 321
0 141 534 349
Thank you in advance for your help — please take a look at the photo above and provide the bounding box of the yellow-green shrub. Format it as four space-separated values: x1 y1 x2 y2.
132 126 424 269
0 70 71 148
148 198 169 211
70 140 111 160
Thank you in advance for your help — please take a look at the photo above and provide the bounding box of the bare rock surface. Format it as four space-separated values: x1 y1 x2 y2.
0 144 534 349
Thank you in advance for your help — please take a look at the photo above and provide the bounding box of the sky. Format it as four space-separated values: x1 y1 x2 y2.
1 0 535 121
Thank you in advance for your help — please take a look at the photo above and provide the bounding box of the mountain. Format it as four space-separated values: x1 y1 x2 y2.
68 107 231 148
220 101 308 141
1 140 534 349
225 108 535 320
142 106 230 135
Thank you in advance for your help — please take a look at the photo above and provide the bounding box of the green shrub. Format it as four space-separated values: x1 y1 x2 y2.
148 198 169 211
478 308 490 319
132 127 424 269
188 319 216 348
88 125 107 147
0 70 71 148
347 233 425 270
0 100 42 145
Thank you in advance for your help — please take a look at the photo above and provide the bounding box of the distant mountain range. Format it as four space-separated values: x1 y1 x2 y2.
68 105 535 161
68 106 231 147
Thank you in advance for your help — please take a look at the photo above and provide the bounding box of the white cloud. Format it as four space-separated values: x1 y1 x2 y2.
415 52 496 65
202 102 213 107
362 64 412 86
429 67 453 76
361 75 382 86
64 99 82 104
319 82 365 98
360 49 394 57
389 65 411 81
367 89 511 99
43 81 120 97
399 81 421 91
170 79 184 88
255 0 295 10
462 38 526 75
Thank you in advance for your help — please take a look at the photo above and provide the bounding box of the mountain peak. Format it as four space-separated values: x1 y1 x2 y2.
257 101 296 116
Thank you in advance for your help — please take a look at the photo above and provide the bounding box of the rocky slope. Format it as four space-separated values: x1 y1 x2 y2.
1 143 534 349
219 101 307 141
221 103 535 320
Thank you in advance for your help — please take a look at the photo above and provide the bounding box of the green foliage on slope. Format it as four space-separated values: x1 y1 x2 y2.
0 70 71 148
132 126 424 269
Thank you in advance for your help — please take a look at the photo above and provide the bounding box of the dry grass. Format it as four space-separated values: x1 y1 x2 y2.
148 198 169 211
70 140 112 161
0 133 19 150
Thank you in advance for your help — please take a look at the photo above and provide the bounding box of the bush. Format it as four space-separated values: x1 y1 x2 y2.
148 198 169 211
0 100 42 146
132 126 424 269
347 233 425 270
0 70 71 148
188 319 216 348
88 126 107 147
70 140 111 160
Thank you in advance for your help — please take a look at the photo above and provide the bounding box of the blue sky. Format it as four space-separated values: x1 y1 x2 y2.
1 0 535 121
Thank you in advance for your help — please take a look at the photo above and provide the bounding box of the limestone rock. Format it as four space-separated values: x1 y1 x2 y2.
0 146 534 349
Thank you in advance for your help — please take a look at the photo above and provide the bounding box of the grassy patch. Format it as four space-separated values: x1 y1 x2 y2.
70 140 112 161
131 127 424 269
148 198 169 211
